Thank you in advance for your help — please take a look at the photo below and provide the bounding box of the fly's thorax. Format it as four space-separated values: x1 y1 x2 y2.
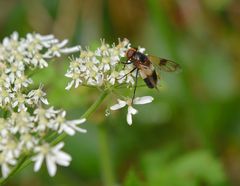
133 52 148 63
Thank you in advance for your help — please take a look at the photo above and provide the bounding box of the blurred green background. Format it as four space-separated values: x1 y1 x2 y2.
2 0 240 185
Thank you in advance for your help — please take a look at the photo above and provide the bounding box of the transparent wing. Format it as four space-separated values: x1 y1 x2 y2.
148 55 181 72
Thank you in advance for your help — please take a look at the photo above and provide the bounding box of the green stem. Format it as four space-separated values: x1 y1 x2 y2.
0 90 109 184
81 90 109 119
0 156 28 185
51 89 109 146
98 124 115 186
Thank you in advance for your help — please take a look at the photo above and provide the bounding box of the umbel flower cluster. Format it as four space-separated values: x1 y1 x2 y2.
0 32 86 178
65 38 135 89
65 39 154 125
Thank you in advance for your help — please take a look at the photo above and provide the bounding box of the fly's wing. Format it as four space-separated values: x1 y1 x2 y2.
148 55 181 73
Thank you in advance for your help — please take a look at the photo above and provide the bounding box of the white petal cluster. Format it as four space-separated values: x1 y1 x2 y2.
110 96 154 125
65 38 136 90
0 32 80 110
32 142 71 177
0 32 86 178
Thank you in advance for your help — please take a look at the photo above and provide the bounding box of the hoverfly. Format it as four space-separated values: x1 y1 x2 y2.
123 47 181 100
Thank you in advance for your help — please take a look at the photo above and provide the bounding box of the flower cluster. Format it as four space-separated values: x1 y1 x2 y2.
65 39 154 125
65 38 136 90
0 32 86 178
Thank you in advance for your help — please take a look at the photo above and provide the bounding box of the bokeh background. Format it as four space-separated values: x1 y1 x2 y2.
1 0 240 185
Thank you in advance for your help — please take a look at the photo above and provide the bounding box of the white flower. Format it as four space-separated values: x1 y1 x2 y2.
0 137 22 158
0 118 9 137
29 52 48 68
0 73 11 88
0 87 13 108
27 85 49 105
9 111 34 134
32 142 72 177
0 152 17 178
65 69 82 90
57 118 87 135
33 107 58 132
51 111 87 135
11 92 28 112
13 75 33 91
43 39 76 58
19 134 38 150
110 96 154 125
5 62 25 83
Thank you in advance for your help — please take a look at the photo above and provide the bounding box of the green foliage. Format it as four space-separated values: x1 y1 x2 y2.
141 149 227 186
123 169 143 186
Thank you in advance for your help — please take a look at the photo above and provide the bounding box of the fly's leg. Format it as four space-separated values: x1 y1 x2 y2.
116 67 137 80
121 60 133 70
132 69 139 103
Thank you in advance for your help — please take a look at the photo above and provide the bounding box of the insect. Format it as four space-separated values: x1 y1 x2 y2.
123 47 181 100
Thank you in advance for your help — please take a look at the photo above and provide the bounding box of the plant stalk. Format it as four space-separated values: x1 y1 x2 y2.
98 123 115 186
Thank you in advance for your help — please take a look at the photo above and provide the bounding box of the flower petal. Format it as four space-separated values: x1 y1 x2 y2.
55 152 72 166
70 118 86 124
133 96 154 105
127 112 132 125
126 106 138 125
46 155 57 177
60 125 75 136
110 99 127 110
128 106 138 115
53 142 64 151
33 154 44 172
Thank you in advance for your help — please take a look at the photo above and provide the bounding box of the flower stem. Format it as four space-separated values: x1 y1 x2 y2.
81 90 109 119
0 156 28 185
51 89 109 146
98 123 115 186
0 90 109 184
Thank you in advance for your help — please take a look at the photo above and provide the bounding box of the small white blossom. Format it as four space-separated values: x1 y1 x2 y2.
0 87 13 108
57 118 87 135
65 68 82 90
0 152 17 178
110 96 154 125
29 52 48 68
33 107 58 132
13 75 33 91
27 85 49 105
11 92 28 112
0 137 22 158
19 134 38 150
43 39 79 58
8 111 34 134
0 118 9 137
50 111 86 135
32 142 72 177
